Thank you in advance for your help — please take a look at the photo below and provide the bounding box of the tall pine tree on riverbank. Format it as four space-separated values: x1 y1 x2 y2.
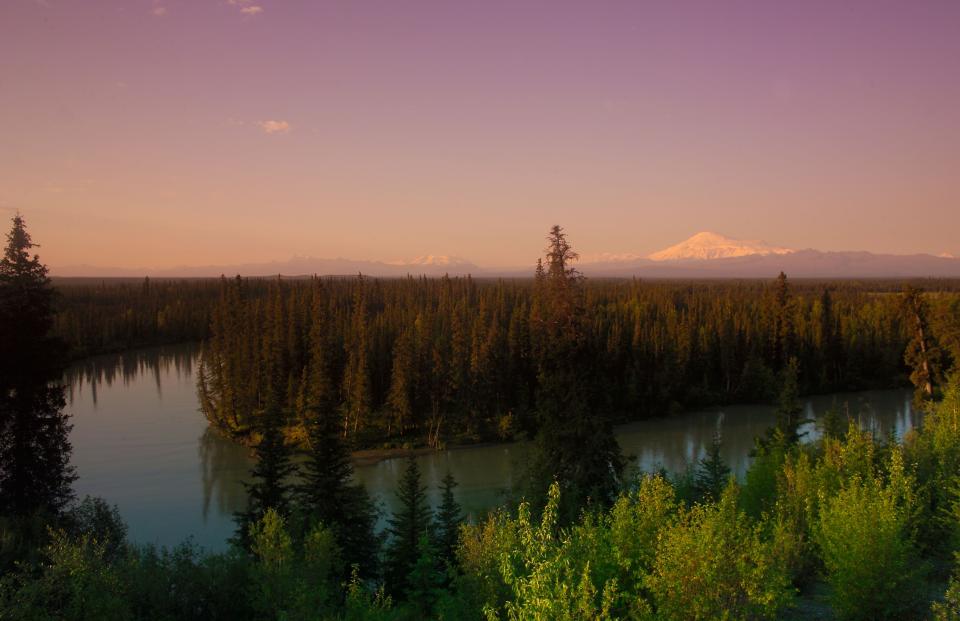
0 214 75 518
525 225 624 521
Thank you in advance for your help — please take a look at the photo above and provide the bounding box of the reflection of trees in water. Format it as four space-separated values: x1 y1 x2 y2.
198 427 250 523
624 391 920 479
64 344 198 406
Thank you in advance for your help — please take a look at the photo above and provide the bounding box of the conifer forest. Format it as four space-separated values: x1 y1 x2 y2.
3 215 960 620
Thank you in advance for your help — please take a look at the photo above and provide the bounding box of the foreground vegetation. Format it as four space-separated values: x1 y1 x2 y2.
5 380 960 620
5 216 960 619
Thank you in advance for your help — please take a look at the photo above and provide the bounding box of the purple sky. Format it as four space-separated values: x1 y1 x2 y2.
2 0 959 270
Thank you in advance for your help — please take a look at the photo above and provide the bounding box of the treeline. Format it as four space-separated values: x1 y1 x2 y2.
52 277 219 359
196 272 960 447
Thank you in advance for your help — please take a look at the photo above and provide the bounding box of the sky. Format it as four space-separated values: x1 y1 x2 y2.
2 0 959 272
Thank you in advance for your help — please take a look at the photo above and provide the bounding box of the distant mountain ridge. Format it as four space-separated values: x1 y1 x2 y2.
53 255 481 278
52 232 960 279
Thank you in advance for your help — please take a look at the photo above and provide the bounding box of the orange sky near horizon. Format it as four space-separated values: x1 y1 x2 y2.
2 1 959 272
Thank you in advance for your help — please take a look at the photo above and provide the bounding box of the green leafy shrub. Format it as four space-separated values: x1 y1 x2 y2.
645 483 793 621
814 457 927 620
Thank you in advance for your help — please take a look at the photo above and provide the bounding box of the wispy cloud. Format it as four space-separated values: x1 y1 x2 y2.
228 0 264 16
152 6 167 16
258 120 291 134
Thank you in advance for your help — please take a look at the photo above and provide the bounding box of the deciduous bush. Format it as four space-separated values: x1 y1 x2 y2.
814 457 926 620
644 483 793 621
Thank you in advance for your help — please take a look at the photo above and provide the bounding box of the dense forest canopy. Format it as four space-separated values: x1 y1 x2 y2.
188 272 960 449
6 218 960 619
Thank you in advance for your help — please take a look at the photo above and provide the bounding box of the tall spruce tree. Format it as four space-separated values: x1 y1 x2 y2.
433 471 463 565
234 400 295 550
298 404 379 576
384 456 433 596
0 214 75 517
772 271 795 370
775 356 804 444
526 225 624 521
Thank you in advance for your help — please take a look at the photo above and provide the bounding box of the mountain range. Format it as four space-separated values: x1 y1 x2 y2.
52 232 960 279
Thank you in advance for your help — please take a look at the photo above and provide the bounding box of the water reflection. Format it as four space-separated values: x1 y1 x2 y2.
198 427 250 524
65 343 920 551
65 345 195 407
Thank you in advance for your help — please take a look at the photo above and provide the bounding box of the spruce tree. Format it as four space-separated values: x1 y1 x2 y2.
433 471 463 565
773 271 795 369
234 400 295 550
298 404 379 576
695 431 731 501
526 225 624 521
0 214 76 517
384 456 433 596
387 328 415 436
404 532 445 615
775 357 804 444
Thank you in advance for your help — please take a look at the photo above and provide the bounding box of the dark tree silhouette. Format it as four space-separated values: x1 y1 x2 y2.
526 225 624 521
384 457 433 596
233 400 295 549
297 404 379 576
433 471 463 565
0 214 75 517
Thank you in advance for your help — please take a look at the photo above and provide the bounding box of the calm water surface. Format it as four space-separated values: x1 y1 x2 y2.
66 344 919 551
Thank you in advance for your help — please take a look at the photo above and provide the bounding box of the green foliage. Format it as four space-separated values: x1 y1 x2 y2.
233 402 296 549
814 458 927 620
645 483 793 620
0 529 130 621
344 565 395 621
607 475 676 580
246 509 343 619
404 533 446 617
908 373 960 553
769 450 820 584
934 554 960 621
740 439 787 520
482 482 623 620
775 357 805 444
435 472 464 566
385 457 434 596
694 431 731 502
65 496 128 562
122 542 253 621
297 403 379 577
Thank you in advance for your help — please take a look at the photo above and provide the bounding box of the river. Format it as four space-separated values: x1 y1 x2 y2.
65 343 919 551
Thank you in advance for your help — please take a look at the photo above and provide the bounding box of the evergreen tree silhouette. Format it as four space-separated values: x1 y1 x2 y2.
0 214 75 517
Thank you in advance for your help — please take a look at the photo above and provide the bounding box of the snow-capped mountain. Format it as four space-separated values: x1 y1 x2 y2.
648 231 794 261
